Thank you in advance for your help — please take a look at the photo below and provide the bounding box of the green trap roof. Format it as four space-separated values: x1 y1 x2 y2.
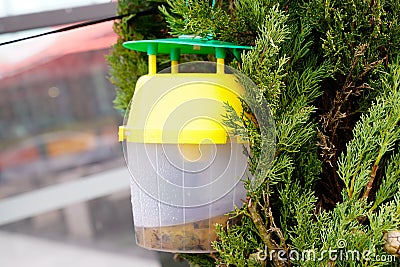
123 36 252 59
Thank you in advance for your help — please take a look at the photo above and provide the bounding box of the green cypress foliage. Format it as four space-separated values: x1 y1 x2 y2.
108 0 400 266
106 0 167 112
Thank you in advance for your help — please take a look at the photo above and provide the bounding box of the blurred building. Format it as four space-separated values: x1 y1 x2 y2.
0 21 124 197
0 21 119 140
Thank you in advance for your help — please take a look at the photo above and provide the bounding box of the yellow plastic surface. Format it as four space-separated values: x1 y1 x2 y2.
216 58 225 74
171 60 179 74
119 73 244 144
148 55 157 74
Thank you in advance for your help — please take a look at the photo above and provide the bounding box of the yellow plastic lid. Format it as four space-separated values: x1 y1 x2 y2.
119 72 244 144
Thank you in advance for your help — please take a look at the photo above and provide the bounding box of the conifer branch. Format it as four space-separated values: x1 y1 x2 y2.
248 198 287 267
371 153 400 211
362 152 382 200
318 44 387 204
262 188 287 249
338 60 400 202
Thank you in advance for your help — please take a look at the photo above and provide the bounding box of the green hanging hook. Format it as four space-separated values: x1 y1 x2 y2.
185 0 215 6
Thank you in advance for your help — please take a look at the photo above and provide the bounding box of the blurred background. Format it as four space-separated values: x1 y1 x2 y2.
0 1 188 266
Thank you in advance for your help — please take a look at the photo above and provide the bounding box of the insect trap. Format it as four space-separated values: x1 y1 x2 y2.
118 37 273 252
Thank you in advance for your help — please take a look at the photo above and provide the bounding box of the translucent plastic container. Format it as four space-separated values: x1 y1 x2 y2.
126 141 248 252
